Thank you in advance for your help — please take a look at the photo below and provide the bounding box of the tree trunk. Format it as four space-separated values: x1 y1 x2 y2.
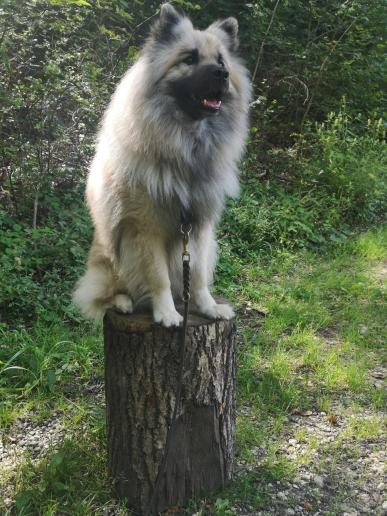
103 303 236 515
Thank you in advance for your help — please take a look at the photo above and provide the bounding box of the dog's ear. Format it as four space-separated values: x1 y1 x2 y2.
151 3 186 43
208 18 239 52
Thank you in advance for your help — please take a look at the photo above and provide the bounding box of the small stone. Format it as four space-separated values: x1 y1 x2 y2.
374 380 384 389
277 491 287 500
382 500 387 511
359 324 368 335
313 475 324 488
286 509 295 515
289 439 297 445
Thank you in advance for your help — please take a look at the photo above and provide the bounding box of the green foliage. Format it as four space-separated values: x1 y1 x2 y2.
0 195 92 326
0 0 139 223
233 227 386 474
218 104 386 294
306 111 386 222
0 325 101 400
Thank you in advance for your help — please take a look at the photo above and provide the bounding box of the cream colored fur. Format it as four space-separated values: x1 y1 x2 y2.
73 4 251 326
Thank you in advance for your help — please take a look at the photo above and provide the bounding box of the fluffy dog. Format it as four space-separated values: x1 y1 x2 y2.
73 3 251 326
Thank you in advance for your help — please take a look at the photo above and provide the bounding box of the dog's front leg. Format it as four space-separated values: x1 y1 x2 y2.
191 224 234 320
138 231 183 327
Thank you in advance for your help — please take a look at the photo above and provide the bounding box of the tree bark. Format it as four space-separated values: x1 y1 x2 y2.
103 303 236 514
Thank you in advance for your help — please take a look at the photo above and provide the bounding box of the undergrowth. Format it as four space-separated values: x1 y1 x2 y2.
0 106 386 515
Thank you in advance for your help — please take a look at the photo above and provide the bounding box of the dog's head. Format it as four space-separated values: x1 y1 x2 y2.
145 3 240 120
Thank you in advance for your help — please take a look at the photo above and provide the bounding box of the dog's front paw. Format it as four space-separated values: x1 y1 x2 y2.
154 308 183 327
200 303 235 320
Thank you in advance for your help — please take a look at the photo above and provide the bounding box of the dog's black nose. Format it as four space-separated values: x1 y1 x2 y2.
210 65 229 81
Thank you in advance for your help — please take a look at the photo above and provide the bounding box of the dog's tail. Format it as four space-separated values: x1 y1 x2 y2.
73 263 115 319
73 263 133 319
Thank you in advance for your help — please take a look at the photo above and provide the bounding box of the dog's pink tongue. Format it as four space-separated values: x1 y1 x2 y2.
204 99 221 109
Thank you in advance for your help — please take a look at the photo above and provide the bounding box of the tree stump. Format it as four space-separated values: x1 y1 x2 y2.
103 302 236 515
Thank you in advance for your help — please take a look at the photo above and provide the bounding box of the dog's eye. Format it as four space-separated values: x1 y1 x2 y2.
218 54 225 67
183 55 195 65
182 49 198 66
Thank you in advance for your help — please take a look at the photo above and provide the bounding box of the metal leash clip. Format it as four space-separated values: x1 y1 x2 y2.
180 223 192 263
180 223 191 302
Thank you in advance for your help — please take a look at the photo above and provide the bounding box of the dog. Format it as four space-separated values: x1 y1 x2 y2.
73 3 251 327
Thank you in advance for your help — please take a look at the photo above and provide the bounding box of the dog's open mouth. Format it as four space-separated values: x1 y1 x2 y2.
203 98 221 110
191 93 222 111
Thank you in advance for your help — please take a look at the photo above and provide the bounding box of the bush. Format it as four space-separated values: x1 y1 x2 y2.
217 104 386 288
304 109 386 222
0 194 92 327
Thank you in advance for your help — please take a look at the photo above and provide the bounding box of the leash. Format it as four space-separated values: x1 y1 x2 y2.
147 215 192 514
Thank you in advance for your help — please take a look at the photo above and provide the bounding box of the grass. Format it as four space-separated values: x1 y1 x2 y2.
233 227 386 467
0 324 102 428
10 405 115 516
0 226 386 514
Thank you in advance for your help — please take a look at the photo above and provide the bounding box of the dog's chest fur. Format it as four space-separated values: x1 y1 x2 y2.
153 121 234 230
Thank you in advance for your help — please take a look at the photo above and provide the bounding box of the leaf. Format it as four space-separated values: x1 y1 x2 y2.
50 452 64 469
47 369 57 390
15 491 33 510
52 480 69 492
2 366 28 372
50 0 91 6
327 414 338 425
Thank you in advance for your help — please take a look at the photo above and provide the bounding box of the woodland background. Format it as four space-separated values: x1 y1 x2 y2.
0 1 386 514
0 0 385 325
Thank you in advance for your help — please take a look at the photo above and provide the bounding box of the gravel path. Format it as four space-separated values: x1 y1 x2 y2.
1 414 66 507
0 380 105 509
234 405 386 515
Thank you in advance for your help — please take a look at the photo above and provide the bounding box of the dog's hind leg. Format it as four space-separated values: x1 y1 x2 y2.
73 261 114 319
110 293 133 314
73 262 134 318
73 230 134 319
